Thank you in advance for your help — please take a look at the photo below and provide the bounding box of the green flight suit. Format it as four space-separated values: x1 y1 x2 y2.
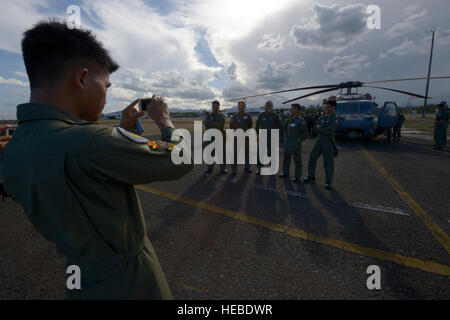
229 112 253 172
434 108 447 149
282 115 307 179
393 113 405 142
0 103 193 299
204 112 226 171
307 113 339 184
255 112 284 169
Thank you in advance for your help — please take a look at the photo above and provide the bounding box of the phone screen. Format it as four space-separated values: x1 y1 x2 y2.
139 98 152 112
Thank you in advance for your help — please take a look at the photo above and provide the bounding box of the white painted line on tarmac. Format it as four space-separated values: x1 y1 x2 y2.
349 202 410 216
220 177 409 216
254 184 309 198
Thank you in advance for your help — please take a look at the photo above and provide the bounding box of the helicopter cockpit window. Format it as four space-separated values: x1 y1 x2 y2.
335 102 360 114
384 103 397 116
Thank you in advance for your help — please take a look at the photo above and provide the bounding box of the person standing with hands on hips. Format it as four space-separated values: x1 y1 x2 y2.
0 20 192 299
304 98 339 190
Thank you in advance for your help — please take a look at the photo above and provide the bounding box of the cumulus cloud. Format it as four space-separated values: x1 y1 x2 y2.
289 3 368 52
0 0 48 53
404 5 419 16
222 80 252 100
111 67 216 107
323 54 370 77
425 28 450 46
257 33 286 52
381 39 427 57
256 60 305 90
386 9 427 38
0 76 29 86
14 71 28 78
227 63 238 80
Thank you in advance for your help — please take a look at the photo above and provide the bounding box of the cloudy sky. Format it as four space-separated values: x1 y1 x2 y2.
0 0 449 117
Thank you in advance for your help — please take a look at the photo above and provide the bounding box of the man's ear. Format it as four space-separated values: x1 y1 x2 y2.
74 68 89 90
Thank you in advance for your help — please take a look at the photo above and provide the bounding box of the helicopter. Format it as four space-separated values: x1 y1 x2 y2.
230 76 450 139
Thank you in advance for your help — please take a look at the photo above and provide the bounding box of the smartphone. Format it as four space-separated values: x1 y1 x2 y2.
6 128 16 136
1 126 16 136
139 98 152 112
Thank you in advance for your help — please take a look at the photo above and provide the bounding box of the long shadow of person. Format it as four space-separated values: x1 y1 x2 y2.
309 184 424 298
147 167 224 243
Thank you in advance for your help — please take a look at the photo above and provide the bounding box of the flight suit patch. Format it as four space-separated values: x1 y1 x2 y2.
148 140 176 151
117 127 149 144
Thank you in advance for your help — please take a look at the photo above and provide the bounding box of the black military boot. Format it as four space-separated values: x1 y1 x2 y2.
303 176 316 183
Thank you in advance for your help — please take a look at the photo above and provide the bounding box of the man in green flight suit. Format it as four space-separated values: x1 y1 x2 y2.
393 109 406 142
433 102 448 150
304 98 339 190
0 20 193 299
204 100 228 174
279 104 308 182
229 100 253 174
255 100 284 175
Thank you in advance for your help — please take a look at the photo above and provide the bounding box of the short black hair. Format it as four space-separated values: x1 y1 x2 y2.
212 100 220 106
22 19 119 89
327 100 337 108
291 103 301 112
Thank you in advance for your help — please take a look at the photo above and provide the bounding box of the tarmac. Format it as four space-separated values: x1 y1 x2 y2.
0 132 449 299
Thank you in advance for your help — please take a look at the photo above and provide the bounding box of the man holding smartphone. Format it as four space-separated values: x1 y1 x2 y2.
0 20 192 299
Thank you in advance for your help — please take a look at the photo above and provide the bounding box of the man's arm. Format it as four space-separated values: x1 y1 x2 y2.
88 98 192 185
317 118 338 136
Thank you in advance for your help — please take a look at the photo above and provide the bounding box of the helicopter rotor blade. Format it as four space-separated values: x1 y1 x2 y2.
363 85 429 99
281 87 340 104
363 76 450 85
229 84 339 101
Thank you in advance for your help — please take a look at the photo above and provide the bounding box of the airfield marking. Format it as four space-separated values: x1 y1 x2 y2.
349 202 410 216
221 177 409 215
136 185 450 277
359 145 450 255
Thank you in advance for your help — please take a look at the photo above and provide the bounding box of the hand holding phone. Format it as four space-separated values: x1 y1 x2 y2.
139 98 153 112
119 99 145 131
0 125 14 153
146 96 174 130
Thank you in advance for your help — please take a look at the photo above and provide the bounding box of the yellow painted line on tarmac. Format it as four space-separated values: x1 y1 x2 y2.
359 145 450 255
136 184 450 277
